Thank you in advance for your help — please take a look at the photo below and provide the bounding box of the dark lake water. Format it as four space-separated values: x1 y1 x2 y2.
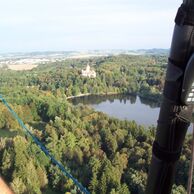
70 94 160 127
70 94 193 132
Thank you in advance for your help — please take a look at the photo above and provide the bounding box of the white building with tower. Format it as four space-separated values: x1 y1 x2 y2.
81 64 96 78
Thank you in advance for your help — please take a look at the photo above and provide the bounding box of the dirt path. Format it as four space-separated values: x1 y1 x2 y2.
8 64 38 70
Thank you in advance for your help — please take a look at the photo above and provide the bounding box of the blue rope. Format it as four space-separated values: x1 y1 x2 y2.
0 95 90 194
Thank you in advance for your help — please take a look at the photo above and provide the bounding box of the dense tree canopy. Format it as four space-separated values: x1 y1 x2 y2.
0 54 191 194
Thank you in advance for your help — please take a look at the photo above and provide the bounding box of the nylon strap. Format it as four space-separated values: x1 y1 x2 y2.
152 141 182 163
175 4 194 26
0 95 90 194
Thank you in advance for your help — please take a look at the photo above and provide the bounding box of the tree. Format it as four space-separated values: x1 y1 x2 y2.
11 177 26 194
1 148 14 178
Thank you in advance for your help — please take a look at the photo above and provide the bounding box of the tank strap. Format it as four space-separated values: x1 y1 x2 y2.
175 4 194 26
152 141 182 163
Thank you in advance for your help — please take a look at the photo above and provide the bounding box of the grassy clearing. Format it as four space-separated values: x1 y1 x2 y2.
0 129 18 138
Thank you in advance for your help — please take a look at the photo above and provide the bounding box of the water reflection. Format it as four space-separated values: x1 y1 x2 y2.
70 94 159 108
69 94 160 127
69 94 192 133
139 97 160 108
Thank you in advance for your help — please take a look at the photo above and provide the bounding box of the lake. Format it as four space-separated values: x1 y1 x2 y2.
70 94 161 127
70 94 193 132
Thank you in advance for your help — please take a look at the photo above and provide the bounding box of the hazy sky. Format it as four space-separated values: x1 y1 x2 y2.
0 0 182 53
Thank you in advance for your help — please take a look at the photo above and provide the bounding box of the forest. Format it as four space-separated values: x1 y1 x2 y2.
0 54 191 194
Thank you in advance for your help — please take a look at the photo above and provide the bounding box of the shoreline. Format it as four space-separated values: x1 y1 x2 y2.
66 92 161 103
66 92 123 100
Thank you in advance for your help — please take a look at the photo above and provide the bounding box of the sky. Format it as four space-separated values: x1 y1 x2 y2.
0 0 182 53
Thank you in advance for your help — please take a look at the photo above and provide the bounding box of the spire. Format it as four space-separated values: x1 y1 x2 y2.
86 63 90 72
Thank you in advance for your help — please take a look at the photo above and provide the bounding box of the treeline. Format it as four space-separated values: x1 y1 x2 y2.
0 55 166 102
0 91 191 194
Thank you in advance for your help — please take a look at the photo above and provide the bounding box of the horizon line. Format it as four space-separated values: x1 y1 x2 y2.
0 48 170 55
